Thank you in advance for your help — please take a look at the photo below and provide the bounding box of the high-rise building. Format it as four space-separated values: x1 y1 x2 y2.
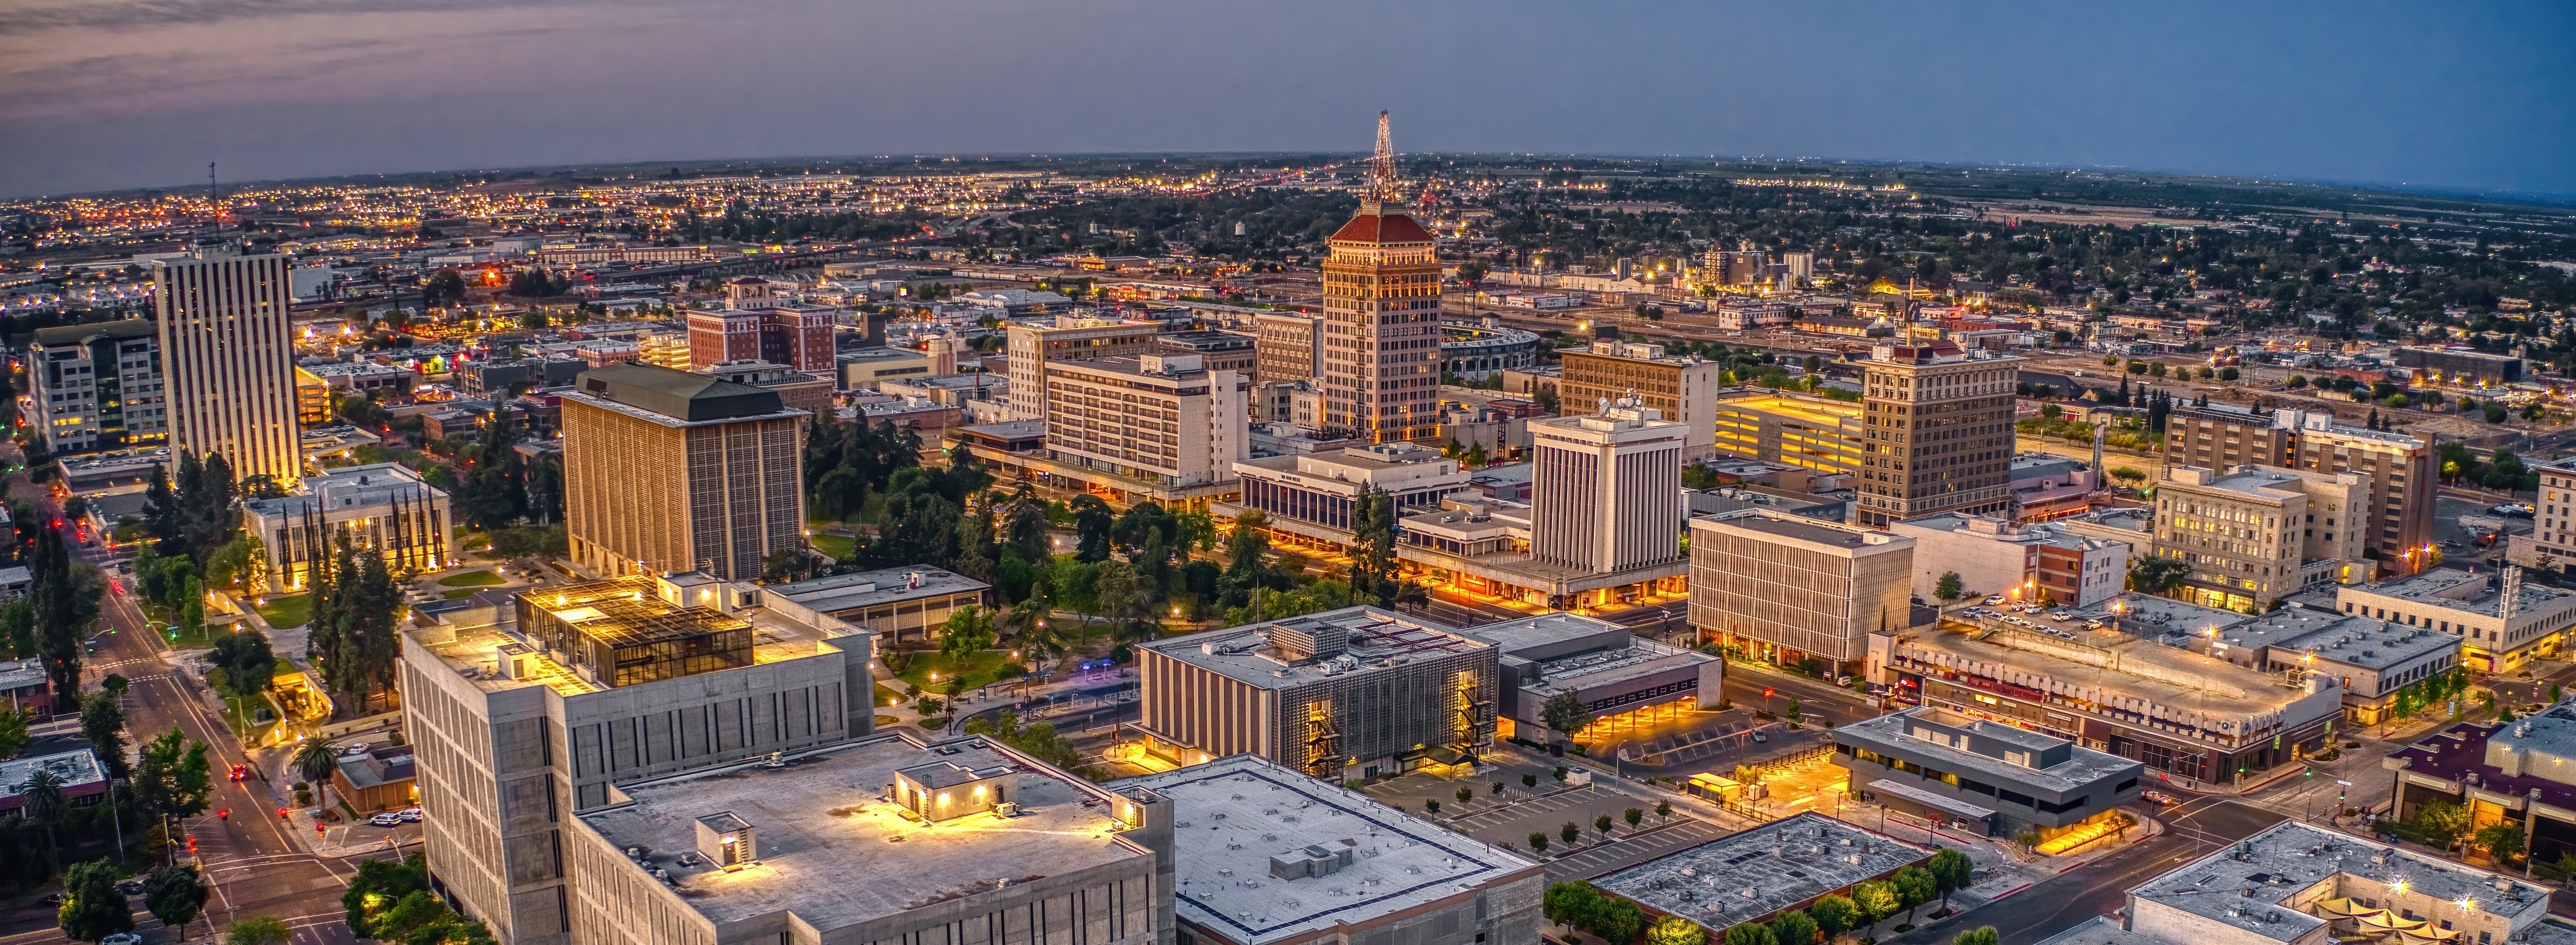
1855 342 2019 527
561 363 807 581
27 320 164 456
154 242 302 486
1004 317 1160 420
1253 311 1324 384
2147 463 2370 610
400 572 874 945
1322 118 1442 443
1555 340 1720 460
683 308 761 370
2161 404 2435 574
1529 402 1686 574
1689 508 1914 675
1042 354 1247 491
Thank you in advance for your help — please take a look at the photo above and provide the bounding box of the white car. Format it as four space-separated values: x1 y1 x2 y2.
1983 596 2006 606
370 811 403 827
2048 609 2074 622
400 806 424 823
2085 619 2108 630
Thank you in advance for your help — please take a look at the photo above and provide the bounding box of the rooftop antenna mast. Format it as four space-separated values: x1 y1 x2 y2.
1366 111 1396 209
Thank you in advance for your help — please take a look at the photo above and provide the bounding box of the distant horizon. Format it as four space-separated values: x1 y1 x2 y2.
1 0 2565 203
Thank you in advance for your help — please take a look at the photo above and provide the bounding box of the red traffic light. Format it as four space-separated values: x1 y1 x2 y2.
1762 687 1775 699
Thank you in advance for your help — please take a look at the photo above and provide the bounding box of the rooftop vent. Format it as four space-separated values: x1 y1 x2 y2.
1270 844 1354 880
1270 621 1350 661
694 811 754 869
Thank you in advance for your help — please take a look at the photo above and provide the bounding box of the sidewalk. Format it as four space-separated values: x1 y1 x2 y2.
1832 799 2166 922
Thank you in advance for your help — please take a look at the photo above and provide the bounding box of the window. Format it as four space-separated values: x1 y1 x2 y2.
2115 778 2137 792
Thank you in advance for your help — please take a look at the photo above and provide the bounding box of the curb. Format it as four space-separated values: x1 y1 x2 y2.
1989 882 2034 901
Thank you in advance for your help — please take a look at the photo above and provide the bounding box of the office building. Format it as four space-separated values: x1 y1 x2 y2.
1891 514 2129 608
564 730 1169 945
1109 753 1543 945
1467 611 1723 743
1556 341 1720 460
400 572 874 945
1043 353 1248 492
2037 821 2561 945
1870 600 2342 783
690 278 836 373
242 462 454 591
27 320 164 456
1594 813 1929 938
2183 608 2458 724
2388 703 2576 868
1689 509 1914 676
2162 404 2435 573
562 363 808 582
1320 183 1442 443
1135 607 1500 781
2514 460 2576 574
294 366 334 427
1831 708 2143 846
1156 329 1256 376
153 242 302 486
1005 317 1159 420
1856 342 2019 527
756 565 993 646
1712 389 1866 476
1224 443 1470 556
1253 311 1323 385
1529 402 1686 574
2149 464 2370 611
2335 567 2576 674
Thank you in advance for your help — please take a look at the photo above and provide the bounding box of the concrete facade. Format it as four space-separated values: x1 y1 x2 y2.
1688 509 1915 673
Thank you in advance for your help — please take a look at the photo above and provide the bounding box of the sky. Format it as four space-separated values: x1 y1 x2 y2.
1 0 2570 201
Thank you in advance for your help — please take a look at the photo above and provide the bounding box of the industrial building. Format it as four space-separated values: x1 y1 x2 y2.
1109 754 1544 945
568 731 1171 945
1831 708 2142 848
400 572 874 945
1134 607 1500 781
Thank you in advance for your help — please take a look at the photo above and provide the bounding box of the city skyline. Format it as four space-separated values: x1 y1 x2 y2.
2 1 2572 200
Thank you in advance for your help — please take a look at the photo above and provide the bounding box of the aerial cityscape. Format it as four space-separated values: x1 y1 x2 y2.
0 5 2574 945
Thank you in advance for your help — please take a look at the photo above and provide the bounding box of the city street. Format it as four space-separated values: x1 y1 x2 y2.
1885 798 2287 945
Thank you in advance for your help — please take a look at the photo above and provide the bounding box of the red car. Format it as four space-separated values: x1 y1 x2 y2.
227 763 248 782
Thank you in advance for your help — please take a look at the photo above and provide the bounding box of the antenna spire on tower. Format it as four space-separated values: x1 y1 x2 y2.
1367 110 1396 207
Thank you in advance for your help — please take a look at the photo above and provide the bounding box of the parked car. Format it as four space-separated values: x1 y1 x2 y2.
1983 596 2006 606
1751 730 1769 743
102 934 143 945
369 811 404 827
400 806 424 823
341 742 369 756
2048 609 2075 622
2085 619 2108 630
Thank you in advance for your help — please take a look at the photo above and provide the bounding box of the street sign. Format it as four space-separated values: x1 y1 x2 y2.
2336 779 2352 787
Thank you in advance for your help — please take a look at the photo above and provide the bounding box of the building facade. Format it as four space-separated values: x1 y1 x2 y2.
1832 707 2143 844
1689 509 1915 675
1005 317 1160 420
1252 312 1323 386
27 320 165 456
1712 390 1865 476
1042 354 1248 491
2337 566 2576 674
2162 404 2435 573
1555 341 1720 460
1529 404 1686 574
562 363 807 582
1321 203 1442 443
2148 464 2369 611
154 242 303 487
243 462 455 591
1857 342 2018 527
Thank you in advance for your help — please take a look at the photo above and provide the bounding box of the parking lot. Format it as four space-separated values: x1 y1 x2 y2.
1361 755 1735 882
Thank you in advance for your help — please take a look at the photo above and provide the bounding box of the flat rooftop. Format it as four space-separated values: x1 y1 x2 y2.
2218 609 2458 671
576 733 1144 933
1891 620 2311 720
761 566 990 619
1716 392 1862 426
1692 510 1894 550
1834 711 2139 794
534 576 752 650
2068 592 2253 636
2348 568 2576 619
1592 812 1928 930
2130 820 2546 943
1142 607 1491 691
1109 755 1540 945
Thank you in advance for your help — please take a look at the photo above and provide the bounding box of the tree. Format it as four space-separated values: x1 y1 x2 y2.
1592 898 1647 944
1929 848 1976 908
209 627 278 701
0 706 28 760
959 710 1088 776
1541 690 1589 736
1069 495 1116 562
2476 822 2526 865
1851 881 1902 937
1348 484 1402 606
1625 807 1644 828
58 858 135 942
1809 894 1859 943
1725 924 1779 945
1893 865 1937 922
1934 572 1963 602
1561 821 1581 845
23 769 64 876
1951 927 2001 945
937 605 997 670
32 528 97 711
294 737 341 813
2414 799 2473 851
1771 909 1819 945
1595 812 1615 836
225 916 293 945
145 864 209 941
2128 556 2191 594
1528 831 1549 853
1649 915 1708 945
134 726 213 824
79 691 128 781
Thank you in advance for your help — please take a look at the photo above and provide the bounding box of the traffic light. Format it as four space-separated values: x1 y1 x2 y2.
1762 687 1775 699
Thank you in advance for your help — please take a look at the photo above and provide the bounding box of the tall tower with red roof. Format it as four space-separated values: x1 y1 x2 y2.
1322 112 1442 443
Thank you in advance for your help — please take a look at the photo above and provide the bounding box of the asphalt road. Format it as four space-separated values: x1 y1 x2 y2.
0 468 370 945
1887 798 2288 945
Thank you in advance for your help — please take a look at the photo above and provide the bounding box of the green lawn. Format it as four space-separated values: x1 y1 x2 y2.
874 683 906 710
438 570 505 587
257 594 313 629
809 533 856 560
888 648 1023 693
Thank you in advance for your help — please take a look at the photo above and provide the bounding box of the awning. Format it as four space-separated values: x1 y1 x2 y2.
1869 780 1997 821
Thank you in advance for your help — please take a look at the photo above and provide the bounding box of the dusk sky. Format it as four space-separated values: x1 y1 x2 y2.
2 0 2569 200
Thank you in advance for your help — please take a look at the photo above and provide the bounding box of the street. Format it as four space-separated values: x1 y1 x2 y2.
1886 798 2287 945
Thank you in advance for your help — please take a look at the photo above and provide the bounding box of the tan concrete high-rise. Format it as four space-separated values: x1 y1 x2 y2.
1004 317 1160 420
1529 403 1687 574
1321 199 1441 440
1689 509 1915 675
1856 342 2019 527
1557 340 1721 460
153 242 301 486
562 363 807 581
2163 403 2436 575
1254 311 1324 384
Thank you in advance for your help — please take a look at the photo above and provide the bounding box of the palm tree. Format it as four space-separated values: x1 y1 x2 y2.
22 769 62 877
292 738 340 815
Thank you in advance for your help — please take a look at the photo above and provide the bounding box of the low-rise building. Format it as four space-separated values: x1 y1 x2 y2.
1135 607 1500 781
1109 754 1544 945
1156 329 1257 376
1890 514 2130 608
1221 443 1469 557
2185 606 2460 724
1690 509 1915 677
1831 707 2143 845
242 462 455 591
756 565 992 647
2387 706 2576 869
332 744 417 813
1466 611 1723 742
1592 812 1929 938
835 346 937 388
2009 452 2099 522
2335 567 2576 673
0 749 108 814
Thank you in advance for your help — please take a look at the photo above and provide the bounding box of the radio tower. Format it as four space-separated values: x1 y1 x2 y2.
1366 110 1397 208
